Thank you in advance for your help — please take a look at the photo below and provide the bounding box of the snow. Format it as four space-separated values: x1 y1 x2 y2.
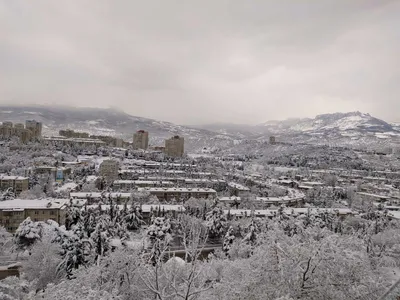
225 207 354 217
227 182 250 191
55 182 78 192
137 187 217 193
0 199 69 209
70 192 132 199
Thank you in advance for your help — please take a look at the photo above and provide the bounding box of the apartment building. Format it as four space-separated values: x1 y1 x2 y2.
165 136 184 157
0 121 37 143
99 160 120 183
137 187 216 201
113 180 174 191
133 130 149 150
25 120 42 138
0 199 68 232
0 175 29 195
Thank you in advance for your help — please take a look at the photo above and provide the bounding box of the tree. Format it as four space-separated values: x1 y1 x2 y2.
124 205 144 231
222 226 235 257
205 207 227 239
14 217 42 251
23 240 63 293
0 188 15 201
146 217 172 265
58 224 92 279
0 226 12 255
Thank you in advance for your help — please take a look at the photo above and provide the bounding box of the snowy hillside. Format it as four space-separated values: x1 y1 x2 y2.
0 105 236 151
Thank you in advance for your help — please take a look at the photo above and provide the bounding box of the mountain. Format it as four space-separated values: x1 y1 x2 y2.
1 106 398 153
197 112 400 150
259 112 395 134
0 105 236 152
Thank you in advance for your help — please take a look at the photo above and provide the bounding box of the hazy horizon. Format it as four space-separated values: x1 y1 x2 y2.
1 1 399 125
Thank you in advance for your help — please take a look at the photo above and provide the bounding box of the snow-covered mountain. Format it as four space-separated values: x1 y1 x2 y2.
259 112 395 135
197 112 400 151
0 105 236 151
1 107 398 153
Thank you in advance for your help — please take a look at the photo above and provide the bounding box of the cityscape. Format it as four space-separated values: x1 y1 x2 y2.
1 1 400 300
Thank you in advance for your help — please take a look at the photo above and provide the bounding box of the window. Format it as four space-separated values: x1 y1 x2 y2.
42 210 45 214
50 211 55 215
34 211 39 215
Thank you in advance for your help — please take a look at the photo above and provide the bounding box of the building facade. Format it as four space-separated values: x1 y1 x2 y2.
133 130 149 150
137 187 217 201
0 176 29 195
0 120 40 143
165 136 184 157
25 120 42 138
99 160 120 183
0 199 68 232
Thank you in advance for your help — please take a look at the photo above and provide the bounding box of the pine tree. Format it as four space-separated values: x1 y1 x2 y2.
205 207 227 238
222 226 235 257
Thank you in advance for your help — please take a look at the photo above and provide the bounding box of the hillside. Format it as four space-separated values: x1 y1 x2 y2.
0 105 236 151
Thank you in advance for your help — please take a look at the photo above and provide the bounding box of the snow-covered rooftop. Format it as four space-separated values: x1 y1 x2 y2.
0 175 28 181
228 182 250 191
0 199 69 210
137 187 217 193
70 192 132 199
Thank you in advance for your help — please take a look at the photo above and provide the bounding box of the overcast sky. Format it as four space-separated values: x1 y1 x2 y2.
1 1 399 125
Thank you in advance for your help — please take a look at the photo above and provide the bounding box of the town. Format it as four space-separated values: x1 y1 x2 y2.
0 118 400 299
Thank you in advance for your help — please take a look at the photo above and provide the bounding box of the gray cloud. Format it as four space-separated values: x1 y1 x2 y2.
0 0 399 124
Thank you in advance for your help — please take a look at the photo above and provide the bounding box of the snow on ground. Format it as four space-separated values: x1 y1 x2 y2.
55 182 78 192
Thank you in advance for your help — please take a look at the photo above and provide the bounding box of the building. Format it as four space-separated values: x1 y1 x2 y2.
137 187 217 201
0 175 29 195
34 166 72 181
165 136 184 157
0 199 68 232
270 136 276 144
99 160 120 183
0 121 34 143
227 182 251 197
42 136 106 147
113 180 174 191
25 120 42 138
133 130 149 150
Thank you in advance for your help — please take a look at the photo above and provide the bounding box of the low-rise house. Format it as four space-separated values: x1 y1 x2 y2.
113 180 175 191
0 199 68 232
0 175 29 195
137 187 217 201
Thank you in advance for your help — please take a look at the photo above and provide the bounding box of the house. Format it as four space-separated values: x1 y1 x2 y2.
0 199 69 232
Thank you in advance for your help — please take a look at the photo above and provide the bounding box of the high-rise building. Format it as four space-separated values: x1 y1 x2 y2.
2 122 13 128
133 130 149 150
165 135 184 157
269 136 276 145
25 120 42 138
99 160 119 183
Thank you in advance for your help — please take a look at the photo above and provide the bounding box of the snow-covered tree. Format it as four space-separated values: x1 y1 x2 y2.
205 207 227 238
222 226 235 256
58 224 92 279
124 205 143 231
14 217 42 251
146 217 172 265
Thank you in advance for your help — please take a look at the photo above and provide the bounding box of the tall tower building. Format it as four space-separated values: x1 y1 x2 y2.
165 136 184 157
25 120 42 138
133 130 149 150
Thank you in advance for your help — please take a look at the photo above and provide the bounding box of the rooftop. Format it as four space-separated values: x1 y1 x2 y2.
0 199 69 210
137 187 217 193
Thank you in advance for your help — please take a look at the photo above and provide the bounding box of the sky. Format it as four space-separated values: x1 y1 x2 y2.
0 0 399 125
